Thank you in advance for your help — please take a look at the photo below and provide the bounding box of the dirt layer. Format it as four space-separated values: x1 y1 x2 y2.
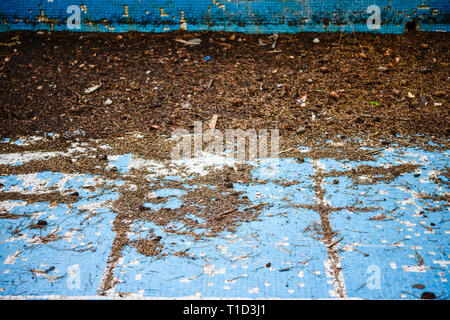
0 30 448 152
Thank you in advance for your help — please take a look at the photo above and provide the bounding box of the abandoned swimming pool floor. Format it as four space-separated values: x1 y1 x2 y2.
0 134 448 300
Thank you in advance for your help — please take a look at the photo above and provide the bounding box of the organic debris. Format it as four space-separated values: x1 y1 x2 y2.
421 292 437 299
0 31 447 155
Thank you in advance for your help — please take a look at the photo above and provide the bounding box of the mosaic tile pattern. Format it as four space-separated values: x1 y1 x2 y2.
0 135 448 299
0 1 449 34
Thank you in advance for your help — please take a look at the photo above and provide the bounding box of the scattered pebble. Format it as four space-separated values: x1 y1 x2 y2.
297 95 307 104
97 154 108 161
320 55 330 63
421 292 436 299
330 91 340 99
297 126 306 134
37 220 47 227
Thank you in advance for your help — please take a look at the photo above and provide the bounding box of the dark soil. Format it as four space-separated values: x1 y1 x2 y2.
325 163 420 184
0 30 448 154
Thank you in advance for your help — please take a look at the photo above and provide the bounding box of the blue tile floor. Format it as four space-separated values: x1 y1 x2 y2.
0 135 448 299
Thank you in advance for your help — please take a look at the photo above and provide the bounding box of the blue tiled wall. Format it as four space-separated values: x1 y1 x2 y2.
0 1 448 34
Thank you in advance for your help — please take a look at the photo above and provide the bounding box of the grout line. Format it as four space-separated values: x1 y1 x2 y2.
312 160 347 298
97 217 132 296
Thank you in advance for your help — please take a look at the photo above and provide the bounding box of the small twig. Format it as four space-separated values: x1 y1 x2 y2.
216 207 237 219
429 266 444 271
0 213 29 219
415 251 424 266
206 79 214 89
216 202 268 219
244 202 268 211
277 148 294 155
189 273 204 281
393 237 409 246
356 282 367 291
363 148 385 155
328 236 344 249
228 274 246 282
345 228 369 234
347 20 364 51
353 248 369 257
279 267 293 272
419 223 434 232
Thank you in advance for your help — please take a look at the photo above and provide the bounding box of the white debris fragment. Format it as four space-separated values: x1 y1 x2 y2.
0 151 63 165
174 38 201 46
401 265 429 272
248 287 260 294
84 84 101 94
3 250 21 264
